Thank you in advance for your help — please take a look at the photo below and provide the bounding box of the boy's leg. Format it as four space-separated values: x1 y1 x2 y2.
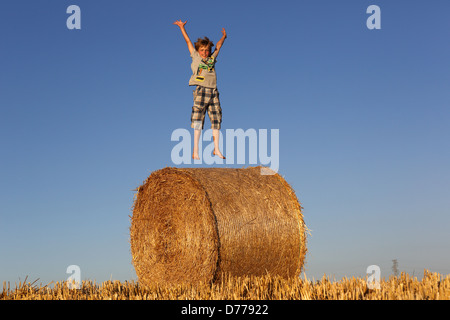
191 86 208 129
191 86 207 159
208 89 224 159
192 129 201 160
212 129 225 159
207 89 222 130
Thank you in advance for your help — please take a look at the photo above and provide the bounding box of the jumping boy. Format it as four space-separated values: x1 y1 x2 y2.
173 20 227 160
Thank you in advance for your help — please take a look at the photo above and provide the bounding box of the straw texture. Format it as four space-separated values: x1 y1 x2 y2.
130 166 307 286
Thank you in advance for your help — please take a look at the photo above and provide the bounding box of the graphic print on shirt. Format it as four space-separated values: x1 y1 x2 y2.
195 56 215 82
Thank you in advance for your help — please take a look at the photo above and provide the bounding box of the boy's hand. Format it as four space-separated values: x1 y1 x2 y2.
213 28 227 58
174 19 194 55
173 20 187 28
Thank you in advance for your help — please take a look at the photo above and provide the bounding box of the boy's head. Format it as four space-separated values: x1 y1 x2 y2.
195 37 214 59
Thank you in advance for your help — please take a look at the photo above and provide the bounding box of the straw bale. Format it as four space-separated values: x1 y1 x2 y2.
130 166 307 286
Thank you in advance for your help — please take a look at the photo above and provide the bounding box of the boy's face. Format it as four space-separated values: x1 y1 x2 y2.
198 46 211 59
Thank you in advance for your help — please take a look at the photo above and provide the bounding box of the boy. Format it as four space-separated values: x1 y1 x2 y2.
173 20 227 160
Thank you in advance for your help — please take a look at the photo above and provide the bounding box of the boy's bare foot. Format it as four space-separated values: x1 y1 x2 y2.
192 153 200 160
213 150 226 159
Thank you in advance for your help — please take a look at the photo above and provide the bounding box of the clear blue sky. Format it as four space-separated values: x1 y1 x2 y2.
1 0 449 286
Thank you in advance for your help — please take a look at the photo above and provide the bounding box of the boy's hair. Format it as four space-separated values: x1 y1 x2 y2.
194 37 214 51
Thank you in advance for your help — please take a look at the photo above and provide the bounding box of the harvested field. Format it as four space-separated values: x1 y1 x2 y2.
2 271 449 300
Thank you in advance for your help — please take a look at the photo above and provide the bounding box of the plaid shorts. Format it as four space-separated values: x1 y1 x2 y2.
191 86 222 130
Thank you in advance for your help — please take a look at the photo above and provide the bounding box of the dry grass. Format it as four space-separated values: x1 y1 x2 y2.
2 271 449 300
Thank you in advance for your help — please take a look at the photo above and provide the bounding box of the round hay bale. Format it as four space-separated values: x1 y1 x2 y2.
130 166 307 286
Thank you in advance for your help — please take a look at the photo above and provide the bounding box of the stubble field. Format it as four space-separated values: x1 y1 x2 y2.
1 270 449 300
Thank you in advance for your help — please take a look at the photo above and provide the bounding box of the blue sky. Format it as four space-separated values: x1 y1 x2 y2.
1 0 449 286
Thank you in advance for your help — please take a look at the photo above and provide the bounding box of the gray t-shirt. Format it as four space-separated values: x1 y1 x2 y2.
188 50 218 89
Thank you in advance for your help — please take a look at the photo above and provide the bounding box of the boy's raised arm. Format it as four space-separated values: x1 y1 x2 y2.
173 20 195 55
213 28 227 58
